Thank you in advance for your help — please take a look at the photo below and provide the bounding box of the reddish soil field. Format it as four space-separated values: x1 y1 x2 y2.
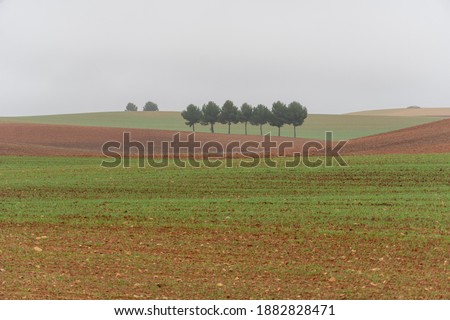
0 122 319 157
0 118 449 157
2 221 448 300
344 118 450 155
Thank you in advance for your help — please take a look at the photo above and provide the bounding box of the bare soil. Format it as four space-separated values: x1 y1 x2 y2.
0 123 319 157
0 119 449 157
343 118 450 155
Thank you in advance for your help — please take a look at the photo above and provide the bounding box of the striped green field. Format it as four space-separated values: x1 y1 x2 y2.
0 154 449 299
0 111 443 140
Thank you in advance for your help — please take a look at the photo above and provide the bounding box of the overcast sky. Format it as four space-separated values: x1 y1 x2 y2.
1 0 449 116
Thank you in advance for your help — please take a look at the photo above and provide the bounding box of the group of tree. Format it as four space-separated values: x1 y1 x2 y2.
125 101 159 112
181 100 307 137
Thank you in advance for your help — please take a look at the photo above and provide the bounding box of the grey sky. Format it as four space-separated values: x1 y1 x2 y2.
1 0 449 116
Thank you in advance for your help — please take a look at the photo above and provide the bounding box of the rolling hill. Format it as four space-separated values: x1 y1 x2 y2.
343 118 450 155
1 118 449 157
0 111 443 140
347 107 450 117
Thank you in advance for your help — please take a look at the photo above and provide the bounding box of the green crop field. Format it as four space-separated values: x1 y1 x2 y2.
0 154 449 299
0 111 442 140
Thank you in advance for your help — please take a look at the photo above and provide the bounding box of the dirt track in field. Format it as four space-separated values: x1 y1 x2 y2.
0 118 449 157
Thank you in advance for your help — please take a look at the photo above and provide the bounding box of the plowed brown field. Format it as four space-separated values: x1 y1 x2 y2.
0 118 449 157
344 118 450 155
0 123 318 157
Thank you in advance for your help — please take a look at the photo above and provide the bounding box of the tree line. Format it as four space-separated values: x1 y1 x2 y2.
181 100 307 137
125 101 159 112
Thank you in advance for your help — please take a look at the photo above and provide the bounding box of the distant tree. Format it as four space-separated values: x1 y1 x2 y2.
287 101 308 138
250 104 271 136
219 100 239 134
143 101 159 111
181 104 202 132
269 101 288 136
238 103 253 135
201 101 221 133
125 102 138 112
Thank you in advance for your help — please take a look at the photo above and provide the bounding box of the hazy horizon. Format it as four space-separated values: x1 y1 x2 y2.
3 106 450 118
1 0 450 116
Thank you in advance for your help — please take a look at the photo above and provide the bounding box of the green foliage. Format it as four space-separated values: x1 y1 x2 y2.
143 101 159 111
125 102 138 112
201 101 221 133
287 101 308 137
238 103 253 135
219 100 239 134
250 104 271 135
181 104 202 131
269 101 288 136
